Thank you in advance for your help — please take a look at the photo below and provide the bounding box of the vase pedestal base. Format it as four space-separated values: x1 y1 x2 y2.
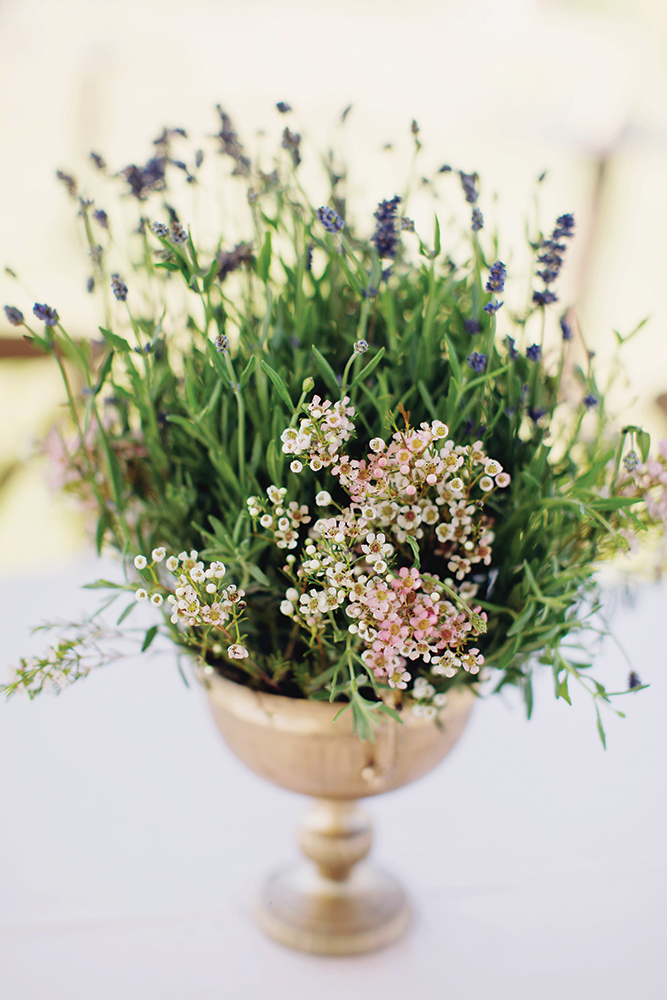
257 862 411 956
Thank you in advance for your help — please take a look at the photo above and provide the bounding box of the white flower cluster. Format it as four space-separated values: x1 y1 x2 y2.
247 486 311 549
280 395 355 472
131 548 248 662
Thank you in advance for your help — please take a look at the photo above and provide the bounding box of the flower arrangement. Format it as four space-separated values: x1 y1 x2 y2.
3 105 660 741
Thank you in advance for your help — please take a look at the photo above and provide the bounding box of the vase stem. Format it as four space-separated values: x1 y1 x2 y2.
297 799 372 882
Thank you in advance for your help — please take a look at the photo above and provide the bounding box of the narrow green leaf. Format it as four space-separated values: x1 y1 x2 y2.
405 533 421 568
83 579 124 590
349 347 385 388
637 429 651 463
239 354 257 389
260 360 295 412
203 256 220 292
595 704 607 750
247 563 271 586
116 601 136 625
99 327 131 352
257 231 272 282
376 703 404 724
141 625 158 652
93 350 115 396
311 346 340 395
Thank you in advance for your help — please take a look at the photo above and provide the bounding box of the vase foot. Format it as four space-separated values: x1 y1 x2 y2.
256 862 411 956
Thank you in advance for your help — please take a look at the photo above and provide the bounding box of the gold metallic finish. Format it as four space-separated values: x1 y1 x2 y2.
200 672 475 954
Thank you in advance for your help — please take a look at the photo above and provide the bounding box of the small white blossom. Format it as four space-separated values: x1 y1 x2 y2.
151 547 166 563
280 600 295 616
315 490 332 506
290 460 303 473
150 593 164 607
260 515 273 528
134 555 147 570
135 588 149 601
227 644 249 659
165 555 179 572
479 476 494 492
206 583 217 594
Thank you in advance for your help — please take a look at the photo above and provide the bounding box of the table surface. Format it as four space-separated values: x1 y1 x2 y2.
1 560 665 1000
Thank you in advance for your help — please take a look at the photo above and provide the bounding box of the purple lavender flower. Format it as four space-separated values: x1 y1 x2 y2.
33 303 59 326
486 261 506 294
464 319 481 334
505 336 518 359
151 221 169 238
560 315 573 340
276 102 292 114
553 213 575 239
214 106 251 177
121 156 167 199
361 287 378 299
528 407 546 423
623 450 639 473
354 340 369 354
90 152 106 170
111 274 128 302
483 299 503 314
305 244 313 271
533 213 575 306
281 127 301 168
56 170 77 198
316 206 344 234
459 171 479 204
583 393 598 408
526 344 542 362
400 217 415 232
4 305 24 326
438 164 452 173
215 333 230 353
471 207 484 232
195 149 204 169
170 222 188 244
628 671 641 689
93 209 108 229
532 290 558 306
467 352 487 373
371 195 401 259
86 277 95 294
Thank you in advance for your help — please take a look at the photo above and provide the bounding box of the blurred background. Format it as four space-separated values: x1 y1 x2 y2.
2 0 667 577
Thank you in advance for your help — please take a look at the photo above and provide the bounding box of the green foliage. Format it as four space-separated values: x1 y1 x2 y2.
9 109 656 739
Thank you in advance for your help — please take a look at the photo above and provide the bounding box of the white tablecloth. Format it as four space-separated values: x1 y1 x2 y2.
1 561 665 999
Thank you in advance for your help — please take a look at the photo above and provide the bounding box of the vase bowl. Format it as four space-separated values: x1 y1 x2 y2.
200 671 475 954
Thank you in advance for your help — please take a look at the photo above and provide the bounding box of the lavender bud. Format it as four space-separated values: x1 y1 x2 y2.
4 305 24 326
111 274 128 302
316 206 344 234
354 340 369 355
170 222 188 244
215 333 229 353
467 352 487 373
33 303 59 327
151 221 169 238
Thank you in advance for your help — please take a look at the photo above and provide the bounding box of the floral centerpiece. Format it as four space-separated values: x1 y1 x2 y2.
3 105 660 744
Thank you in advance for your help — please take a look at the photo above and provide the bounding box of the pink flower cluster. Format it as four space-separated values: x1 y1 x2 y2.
626 442 667 527
251 396 510 688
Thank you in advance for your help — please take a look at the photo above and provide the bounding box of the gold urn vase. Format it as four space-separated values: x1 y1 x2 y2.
200 671 475 955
